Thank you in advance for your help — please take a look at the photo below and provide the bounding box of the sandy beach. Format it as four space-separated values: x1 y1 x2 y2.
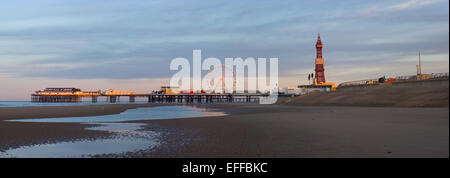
122 104 449 158
1 103 448 158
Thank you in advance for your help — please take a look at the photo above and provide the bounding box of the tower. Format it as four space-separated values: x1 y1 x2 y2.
315 33 326 84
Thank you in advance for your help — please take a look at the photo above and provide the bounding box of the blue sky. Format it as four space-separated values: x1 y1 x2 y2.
0 0 448 100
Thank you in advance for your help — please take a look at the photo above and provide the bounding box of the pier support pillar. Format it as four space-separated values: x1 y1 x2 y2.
92 96 98 103
109 96 117 103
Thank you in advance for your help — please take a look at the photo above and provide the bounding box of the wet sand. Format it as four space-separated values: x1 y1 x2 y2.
0 103 163 151
0 103 448 157
0 121 110 152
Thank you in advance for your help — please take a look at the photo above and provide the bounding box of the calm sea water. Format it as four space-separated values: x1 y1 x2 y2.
0 100 149 108
8 106 226 123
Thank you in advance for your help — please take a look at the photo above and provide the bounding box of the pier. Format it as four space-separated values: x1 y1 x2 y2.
31 93 264 103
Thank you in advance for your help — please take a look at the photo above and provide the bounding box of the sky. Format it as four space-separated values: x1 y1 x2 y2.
0 0 449 100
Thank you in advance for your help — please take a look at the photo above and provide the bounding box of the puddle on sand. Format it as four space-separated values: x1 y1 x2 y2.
1 106 226 158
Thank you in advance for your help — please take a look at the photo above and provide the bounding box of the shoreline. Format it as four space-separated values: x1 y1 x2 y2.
2 97 448 121
0 103 168 121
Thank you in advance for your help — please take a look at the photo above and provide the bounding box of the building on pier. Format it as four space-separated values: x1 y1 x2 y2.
35 88 81 95
103 89 135 95
35 88 101 96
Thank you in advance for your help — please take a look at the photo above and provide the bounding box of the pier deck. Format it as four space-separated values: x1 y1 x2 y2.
31 93 265 103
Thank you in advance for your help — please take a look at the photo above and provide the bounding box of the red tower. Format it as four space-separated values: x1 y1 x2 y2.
315 33 326 84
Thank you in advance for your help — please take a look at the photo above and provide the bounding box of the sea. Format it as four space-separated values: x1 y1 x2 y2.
0 100 149 108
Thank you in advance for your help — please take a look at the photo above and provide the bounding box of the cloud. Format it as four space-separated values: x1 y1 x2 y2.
360 0 443 17
0 0 448 84
389 0 440 11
